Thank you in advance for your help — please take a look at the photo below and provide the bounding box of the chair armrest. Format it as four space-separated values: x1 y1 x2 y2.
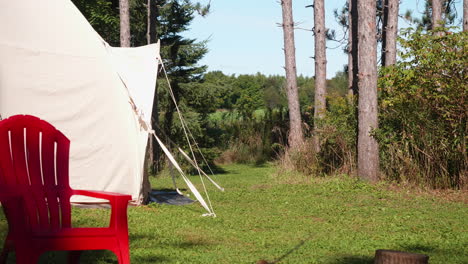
71 189 132 202
71 189 131 230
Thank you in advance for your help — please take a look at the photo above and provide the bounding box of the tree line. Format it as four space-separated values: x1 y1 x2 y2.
280 0 466 187
74 0 467 189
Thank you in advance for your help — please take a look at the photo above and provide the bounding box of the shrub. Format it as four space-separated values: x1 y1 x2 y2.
316 95 357 175
279 95 357 176
377 28 467 189
212 109 288 165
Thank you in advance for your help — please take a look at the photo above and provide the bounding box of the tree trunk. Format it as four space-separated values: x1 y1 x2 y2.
147 0 158 44
432 0 443 29
119 0 131 47
281 0 304 149
374 250 429 264
349 0 359 96
150 83 160 172
313 0 327 153
381 0 399 66
347 35 353 97
464 0 468 31
147 0 160 172
357 0 379 182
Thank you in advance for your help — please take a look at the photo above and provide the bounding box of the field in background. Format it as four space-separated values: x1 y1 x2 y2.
0 164 466 263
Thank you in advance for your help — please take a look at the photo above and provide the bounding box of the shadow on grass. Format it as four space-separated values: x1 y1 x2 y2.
35 250 168 264
36 250 170 264
252 161 269 168
399 243 437 253
129 234 215 249
398 242 467 262
211 161 271 174
185 164 228 175
82 250 169 264
131 255 170 263
267 234 313 263
325 255 373 264
207 164 228 174
206 166 239 175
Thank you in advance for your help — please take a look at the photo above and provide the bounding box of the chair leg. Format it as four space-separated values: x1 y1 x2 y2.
114 248 130 264
15 250 40 264
68 251 82 264
0 249 9 264
14 253 29 264
0 239 13 264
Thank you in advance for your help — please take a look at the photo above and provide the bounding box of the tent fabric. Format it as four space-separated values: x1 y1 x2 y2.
0 0 159 204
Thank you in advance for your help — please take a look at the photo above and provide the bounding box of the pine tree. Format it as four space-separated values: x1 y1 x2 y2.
407 0 458 31
357 0 379 182
313 0 327 152
381 0 399 66
432 0 443 29
348 0 359 96
463 0 468 31
280 0 304 149
119 0 131 47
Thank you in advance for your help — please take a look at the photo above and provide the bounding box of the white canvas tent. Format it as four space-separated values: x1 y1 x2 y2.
0 0 160 204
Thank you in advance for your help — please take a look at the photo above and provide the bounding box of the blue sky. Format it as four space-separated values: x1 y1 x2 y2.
184 0 464 79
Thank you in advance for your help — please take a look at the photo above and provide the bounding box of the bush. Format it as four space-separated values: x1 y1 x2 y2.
279 96 357 176
377 28 467 189
212 109 288 165
316 95 357 175
215 118 273 165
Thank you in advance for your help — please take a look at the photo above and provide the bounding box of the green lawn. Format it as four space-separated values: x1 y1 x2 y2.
1 163 467 263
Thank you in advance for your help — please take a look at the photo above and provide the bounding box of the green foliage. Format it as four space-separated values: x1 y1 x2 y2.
191 72 289 165
377 28 467 188
182 82 222 115
200 71 352 165
72 0 150 46
283 96 357 176
203 71 237 109
317 96 357 174
73 0 120 45
233 74 265 119
297 75 315 111
327 70 348 97
263 75 287 110
211 112 285 165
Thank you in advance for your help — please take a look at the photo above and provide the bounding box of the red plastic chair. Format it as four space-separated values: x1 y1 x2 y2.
0 115 132 264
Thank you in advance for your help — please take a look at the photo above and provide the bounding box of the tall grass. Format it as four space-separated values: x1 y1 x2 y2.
210 109 288 165
279 96 357 177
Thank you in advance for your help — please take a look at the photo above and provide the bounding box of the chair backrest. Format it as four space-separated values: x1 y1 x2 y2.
0 115 72 231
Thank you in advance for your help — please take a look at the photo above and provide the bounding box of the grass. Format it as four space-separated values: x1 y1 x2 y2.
1 163 467 263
